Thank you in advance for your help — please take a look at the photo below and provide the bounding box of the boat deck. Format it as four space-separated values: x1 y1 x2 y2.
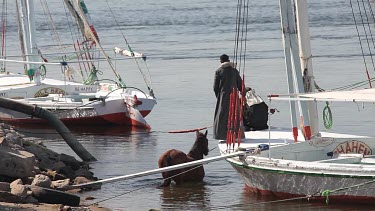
0 74 83 89
218 127 370 152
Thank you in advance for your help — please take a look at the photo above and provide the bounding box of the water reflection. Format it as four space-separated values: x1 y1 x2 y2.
159 183 211 210
12 124 158 162
234 186 374 211
12 124 150 137
12 124 156 147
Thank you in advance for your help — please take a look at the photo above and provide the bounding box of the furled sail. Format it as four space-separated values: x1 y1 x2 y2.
63 0 98 42
72 0 125 87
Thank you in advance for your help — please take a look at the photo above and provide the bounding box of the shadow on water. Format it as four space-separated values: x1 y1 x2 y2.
12 124 157 151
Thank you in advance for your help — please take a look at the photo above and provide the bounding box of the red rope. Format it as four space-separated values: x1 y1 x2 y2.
168 126 210 134
76 40 89 73
226 89 234 147
232 89 239 149
365 68 373 88
82 44 91 70
73 43 83 72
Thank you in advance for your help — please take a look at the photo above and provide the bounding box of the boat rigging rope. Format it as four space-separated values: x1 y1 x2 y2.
233 0 242 65
356 0 375 70
349 0 373 88
15 1 27 74
233 0 250 73
73 0 127 87
40 0 64 51
103 0 154 95
0 0 7 72
330 77 375 91
226 0 250 149
63 0 90 80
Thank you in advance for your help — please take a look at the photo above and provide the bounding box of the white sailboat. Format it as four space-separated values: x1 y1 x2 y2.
0 0 156 128
219 0 375 204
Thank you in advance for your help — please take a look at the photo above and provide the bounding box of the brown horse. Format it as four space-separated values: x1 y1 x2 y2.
158 130 209 187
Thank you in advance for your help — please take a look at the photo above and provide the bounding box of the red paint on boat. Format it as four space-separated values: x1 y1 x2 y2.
0 111 150 128
140 110 151 117
244 185 375 205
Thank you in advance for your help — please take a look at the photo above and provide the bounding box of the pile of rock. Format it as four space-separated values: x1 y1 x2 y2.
0 123 100 207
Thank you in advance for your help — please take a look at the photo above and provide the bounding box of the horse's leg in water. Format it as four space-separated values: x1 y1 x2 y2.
158 151 173 187
158 150 187 186
172 169 185 185
160 172 172 187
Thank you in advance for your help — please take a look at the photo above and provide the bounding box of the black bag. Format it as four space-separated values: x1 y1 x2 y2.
243 101 269 131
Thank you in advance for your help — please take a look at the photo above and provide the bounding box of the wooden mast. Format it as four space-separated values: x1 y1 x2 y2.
295 0 319 137
279 0 312 140
22 0 41 84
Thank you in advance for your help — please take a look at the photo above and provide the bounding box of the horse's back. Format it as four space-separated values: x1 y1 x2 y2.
158 149 188 168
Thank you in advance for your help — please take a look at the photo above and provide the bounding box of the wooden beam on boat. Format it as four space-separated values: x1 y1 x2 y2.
72 151 246 187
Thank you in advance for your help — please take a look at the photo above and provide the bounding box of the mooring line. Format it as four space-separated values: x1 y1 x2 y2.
13 125 213 135
89 164 205 205
88 146 220 205
318 178 375 204
212 196 312 210
167 125 212 133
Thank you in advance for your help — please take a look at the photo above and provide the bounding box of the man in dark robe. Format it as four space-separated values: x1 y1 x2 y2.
213 54 243 140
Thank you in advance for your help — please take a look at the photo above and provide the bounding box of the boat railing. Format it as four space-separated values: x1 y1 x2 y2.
124 88 149 99
314 154 375 165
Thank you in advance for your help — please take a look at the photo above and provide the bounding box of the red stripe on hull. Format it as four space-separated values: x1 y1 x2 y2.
245 185 375 205
0 112 150 129
140 110 151 117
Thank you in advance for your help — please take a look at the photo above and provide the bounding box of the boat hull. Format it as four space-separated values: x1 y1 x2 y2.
0 75 156 128
0 97 152 128
230 162 375 204
219 129 375 205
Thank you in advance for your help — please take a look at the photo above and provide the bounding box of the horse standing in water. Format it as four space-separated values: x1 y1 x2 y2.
158 130 209 187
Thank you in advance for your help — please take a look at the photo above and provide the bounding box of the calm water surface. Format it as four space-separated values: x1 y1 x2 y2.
4 0 375 210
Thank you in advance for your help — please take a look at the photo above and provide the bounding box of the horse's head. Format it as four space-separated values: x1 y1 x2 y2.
195 130 209 156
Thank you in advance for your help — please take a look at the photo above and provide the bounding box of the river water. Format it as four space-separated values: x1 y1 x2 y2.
3 0 375 210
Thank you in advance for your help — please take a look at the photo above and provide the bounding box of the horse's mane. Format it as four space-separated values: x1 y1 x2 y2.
190 133 204 151
188 131 208 158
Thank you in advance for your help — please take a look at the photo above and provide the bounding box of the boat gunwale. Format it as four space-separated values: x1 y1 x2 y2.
224 154 375 179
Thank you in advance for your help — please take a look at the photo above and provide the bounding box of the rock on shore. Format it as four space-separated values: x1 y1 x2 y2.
0 123 102 209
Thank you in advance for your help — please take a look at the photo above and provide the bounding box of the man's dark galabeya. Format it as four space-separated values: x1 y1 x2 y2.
213 54 242 140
